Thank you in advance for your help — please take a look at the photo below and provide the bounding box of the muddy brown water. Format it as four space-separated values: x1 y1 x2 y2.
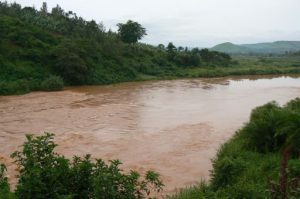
1 75 300 195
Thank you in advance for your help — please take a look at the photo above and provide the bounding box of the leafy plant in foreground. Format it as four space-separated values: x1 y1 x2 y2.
0 164 9 192
10 133 164 199
11 133 70 199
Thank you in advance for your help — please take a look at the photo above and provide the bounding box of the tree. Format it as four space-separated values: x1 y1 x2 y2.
40 2 47 15
53 52 89 85
167 42 176 53
117 20 147 44
51 4 64 17
178 46 184 52
157 44 165 50
50 41 93 85
199 48 211 62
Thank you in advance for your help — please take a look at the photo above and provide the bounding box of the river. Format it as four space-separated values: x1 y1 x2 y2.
0 75 300 194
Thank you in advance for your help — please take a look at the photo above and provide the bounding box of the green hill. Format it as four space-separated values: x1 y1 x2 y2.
210 42 250 54
0 1 232 95
211 41 300 54
1 2 300 96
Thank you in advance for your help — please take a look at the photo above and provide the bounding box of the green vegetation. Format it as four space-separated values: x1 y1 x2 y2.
211 42 250 55
0 1 233 95
0 133 163 199
170 98 300 199
0 164 14 199
41 75 64 91
117 20 147 44
211 41 300 55
1 2 300 96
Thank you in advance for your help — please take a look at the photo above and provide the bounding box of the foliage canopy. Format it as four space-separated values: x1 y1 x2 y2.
117 20 147 44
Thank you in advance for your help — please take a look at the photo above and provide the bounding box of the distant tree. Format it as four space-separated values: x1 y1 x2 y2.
178 46 184 52
117 20 147 44
199 48 211 62
86 20 98 33
191 47 200 55
21 6 36 15
97 21 106 32
40 2 47 14
158 44 165 50
51 4 64 17
53 52 89 84
167 42 176 53
10 2 22 14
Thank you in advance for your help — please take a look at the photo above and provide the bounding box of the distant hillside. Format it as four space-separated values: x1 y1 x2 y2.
211 41 300 54
0 1 232 95
210 42 250 54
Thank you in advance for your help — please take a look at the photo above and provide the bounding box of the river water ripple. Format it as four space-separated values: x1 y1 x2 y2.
1 75 300 194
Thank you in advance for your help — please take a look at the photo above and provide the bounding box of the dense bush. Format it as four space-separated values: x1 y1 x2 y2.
240 99 300 157
41 75 64 91
211 157 245 190
240 102 286 153
285 97 300 112
5 133 163 199
0 80 30 95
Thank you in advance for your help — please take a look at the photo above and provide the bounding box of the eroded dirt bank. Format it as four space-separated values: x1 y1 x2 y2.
1 75 300 195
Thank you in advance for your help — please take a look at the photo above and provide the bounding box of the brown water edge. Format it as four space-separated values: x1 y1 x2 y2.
1 74 300 196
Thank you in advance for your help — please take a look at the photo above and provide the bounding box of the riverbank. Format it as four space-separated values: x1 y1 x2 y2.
2 63 300 96
137 54 300 81
136 65 300 82
169 98 300 199
2 2 300 96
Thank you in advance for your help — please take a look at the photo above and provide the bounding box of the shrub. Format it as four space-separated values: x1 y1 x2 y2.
285 98 300 112
11 133 164 199
68 155 94 199
41 75 64 91
0 164 9 193
0 80 30 95
51 48 91 85
93 160 164 199
11 133 70 199
211 157 245 190
240 102 287 153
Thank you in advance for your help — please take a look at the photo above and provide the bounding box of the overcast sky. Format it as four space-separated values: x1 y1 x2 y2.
7 0 300 47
